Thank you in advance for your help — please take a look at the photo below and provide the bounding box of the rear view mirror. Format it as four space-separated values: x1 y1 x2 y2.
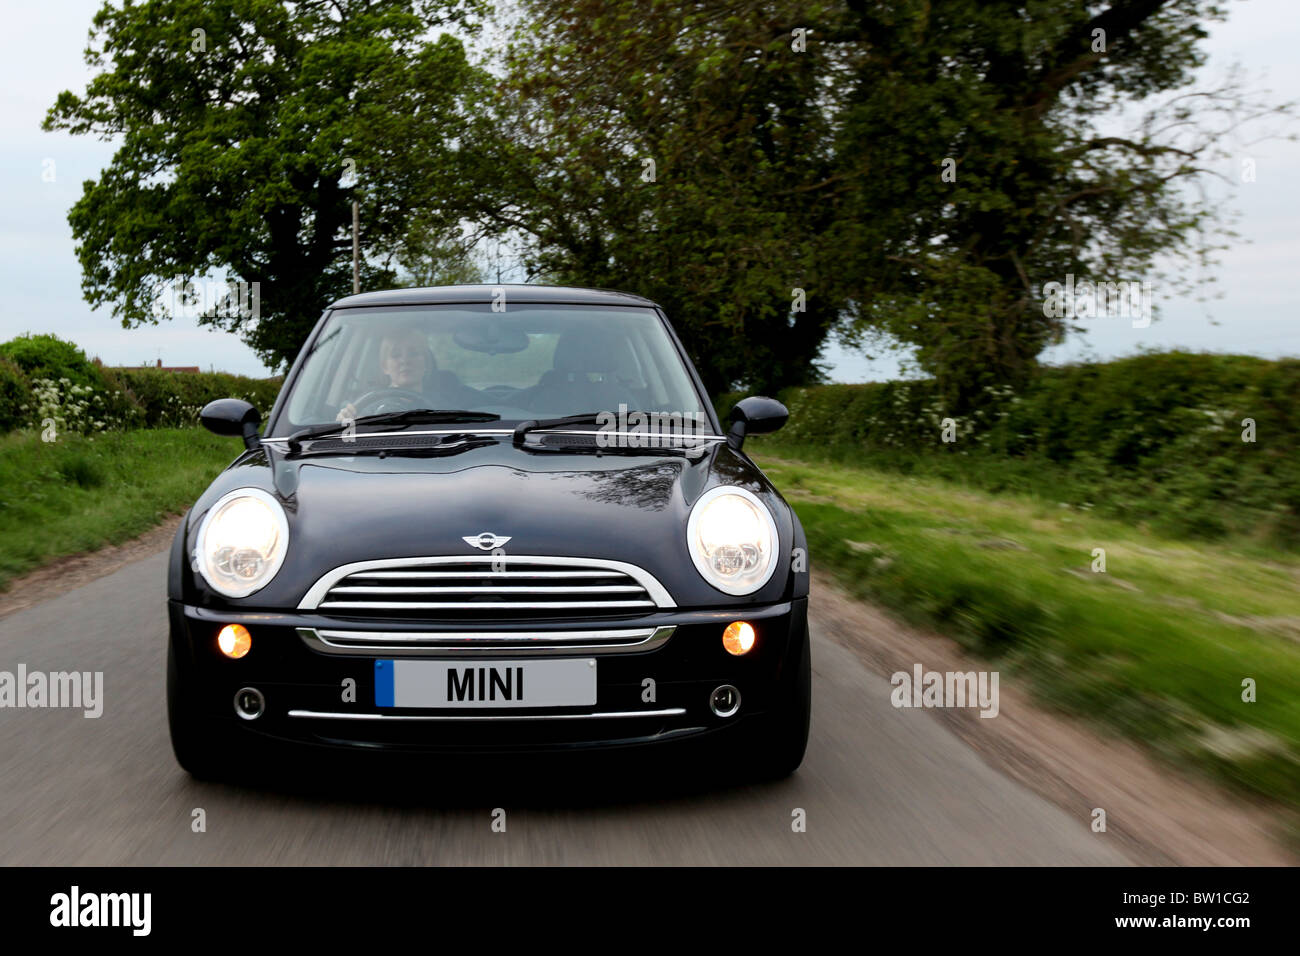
453 323 530 355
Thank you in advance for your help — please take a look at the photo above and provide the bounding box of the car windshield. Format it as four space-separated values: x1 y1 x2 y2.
277 303 712 433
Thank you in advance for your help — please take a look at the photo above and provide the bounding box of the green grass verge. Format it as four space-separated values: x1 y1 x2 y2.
0 428 239 591
757 453 1300 812
722 353 1300 548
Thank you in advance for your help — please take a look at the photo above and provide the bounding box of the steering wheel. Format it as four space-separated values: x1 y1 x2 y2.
351 387 427 417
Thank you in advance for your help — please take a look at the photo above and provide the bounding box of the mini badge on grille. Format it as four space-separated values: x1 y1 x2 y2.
463 532 512 551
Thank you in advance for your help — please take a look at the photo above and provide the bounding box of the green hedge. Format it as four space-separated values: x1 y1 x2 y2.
726 352 1300 547
0 333 281 434
0 333 103 389
0 358 32 432
107 368 282 427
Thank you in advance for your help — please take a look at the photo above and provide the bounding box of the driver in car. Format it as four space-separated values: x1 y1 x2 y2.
336 327 476 422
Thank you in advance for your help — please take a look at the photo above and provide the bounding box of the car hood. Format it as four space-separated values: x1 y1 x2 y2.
182 438 795 611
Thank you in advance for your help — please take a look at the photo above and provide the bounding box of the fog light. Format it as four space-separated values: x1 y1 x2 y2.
710 684 741 718
217 623 252 659
722 621 756 656
234 686 265 720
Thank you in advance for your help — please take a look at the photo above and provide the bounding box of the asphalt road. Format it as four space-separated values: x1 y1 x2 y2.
0 550 1128 865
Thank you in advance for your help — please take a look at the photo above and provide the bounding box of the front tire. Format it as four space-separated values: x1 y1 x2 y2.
745 618 812 781
167 639 236 782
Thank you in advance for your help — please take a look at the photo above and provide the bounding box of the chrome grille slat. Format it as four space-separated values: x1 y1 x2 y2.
297 625 677 657
320 628 651 643
327 585 645 595
354 570 620 580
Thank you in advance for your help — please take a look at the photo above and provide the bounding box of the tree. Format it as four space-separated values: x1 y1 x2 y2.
388 215 485 287
455 0 860 395
826 0 1287 409
466 0 1288 403
45 0 482 370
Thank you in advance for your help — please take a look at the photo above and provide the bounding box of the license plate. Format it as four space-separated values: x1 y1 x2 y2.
374 658 597 709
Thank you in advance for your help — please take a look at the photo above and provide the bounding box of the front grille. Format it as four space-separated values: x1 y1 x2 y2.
298 555 674 620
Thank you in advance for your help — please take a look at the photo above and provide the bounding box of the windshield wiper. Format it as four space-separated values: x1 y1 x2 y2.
287 435 499 460
512 411 710 457
512 412 607 446
287 410 500 453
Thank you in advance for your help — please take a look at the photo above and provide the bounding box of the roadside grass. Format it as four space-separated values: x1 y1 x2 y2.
757 453 1300 813
749 437 1300 550
0 428 238 591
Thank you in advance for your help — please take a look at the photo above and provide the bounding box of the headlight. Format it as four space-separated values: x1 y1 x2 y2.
687 486 779 595
194 488 289 598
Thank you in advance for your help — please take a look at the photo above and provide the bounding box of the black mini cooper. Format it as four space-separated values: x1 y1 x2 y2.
167 285 810 781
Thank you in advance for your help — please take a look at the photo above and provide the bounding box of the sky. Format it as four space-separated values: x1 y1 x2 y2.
2 0 1297 381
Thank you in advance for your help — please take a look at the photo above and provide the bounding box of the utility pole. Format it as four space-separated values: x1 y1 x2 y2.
352 201 360 294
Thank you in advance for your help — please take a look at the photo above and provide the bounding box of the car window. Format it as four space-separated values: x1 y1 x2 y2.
278 303 711 431
430 332 560 390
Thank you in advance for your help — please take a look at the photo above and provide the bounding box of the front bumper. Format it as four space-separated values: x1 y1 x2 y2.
168 598 807 755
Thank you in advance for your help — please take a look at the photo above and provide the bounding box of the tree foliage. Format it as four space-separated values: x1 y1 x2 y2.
45 0 482 369
827 0 1265 408
465 0 1285 403
48 0 1289 402
456 0 854 395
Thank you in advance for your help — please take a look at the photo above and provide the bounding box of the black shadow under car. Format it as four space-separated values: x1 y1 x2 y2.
167 284 810 782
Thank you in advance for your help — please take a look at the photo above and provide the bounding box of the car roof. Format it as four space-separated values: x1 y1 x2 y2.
327 284 660 310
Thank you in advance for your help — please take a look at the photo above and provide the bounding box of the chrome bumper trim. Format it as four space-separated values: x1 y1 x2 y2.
297 625 676 657
286 708 687 722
